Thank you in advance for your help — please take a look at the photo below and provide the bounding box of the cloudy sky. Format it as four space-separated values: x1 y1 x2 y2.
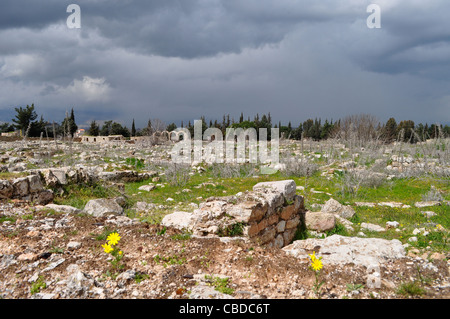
0 0 449 129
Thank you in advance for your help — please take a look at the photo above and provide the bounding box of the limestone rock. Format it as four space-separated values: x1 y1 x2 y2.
83 198 124 217
161 211 195 230
27 174 44 193
414 201 442 208
138 184 156 192
0 180 13 199
253 179 296 201
305 211 336 232
283 234 405 267
360 222 385 232
45 204 82 214
12 177 29 197
322 198 355 220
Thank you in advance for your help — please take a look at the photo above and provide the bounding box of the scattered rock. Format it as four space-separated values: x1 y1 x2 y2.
321 198 355 220
283 234 405 267
304 211 336 232
67 241 82 250
83 198 124 217
138 184 156 192
45 204 82 215
386 221 400 229
360 222 385 232
414 201 442 208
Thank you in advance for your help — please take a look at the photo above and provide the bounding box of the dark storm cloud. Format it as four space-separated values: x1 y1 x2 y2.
0 0 449 128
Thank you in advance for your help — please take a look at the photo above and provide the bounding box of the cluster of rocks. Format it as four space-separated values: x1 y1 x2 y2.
0 175 54 205
31 166 156 188
162 180 305 248
0 164 158 205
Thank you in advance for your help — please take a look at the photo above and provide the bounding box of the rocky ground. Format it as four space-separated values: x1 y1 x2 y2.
0 137 449 300
0 200 448 300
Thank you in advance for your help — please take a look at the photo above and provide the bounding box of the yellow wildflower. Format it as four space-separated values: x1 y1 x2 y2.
107 232 121 246
309 251 323 272
311 257 323 272
102 243 113 254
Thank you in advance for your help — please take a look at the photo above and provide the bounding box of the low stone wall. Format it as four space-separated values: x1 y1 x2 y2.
0 175 54 205
162 180 305 248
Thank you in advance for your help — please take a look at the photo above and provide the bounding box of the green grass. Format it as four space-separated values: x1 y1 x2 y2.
205 275 234 295
53 183 123 209
396 281 426 297
30 276 47 295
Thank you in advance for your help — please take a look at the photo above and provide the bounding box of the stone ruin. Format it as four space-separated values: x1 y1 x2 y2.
162 180 305 248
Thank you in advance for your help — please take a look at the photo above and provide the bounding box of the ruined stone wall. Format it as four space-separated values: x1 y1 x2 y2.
162 180 305 248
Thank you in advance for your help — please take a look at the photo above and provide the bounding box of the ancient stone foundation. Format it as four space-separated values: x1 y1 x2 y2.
162 180 305 248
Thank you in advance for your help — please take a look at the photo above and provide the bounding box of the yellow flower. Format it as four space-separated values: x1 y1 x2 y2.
309 251 323 272
102 243 113 254
107 232 121 246
309 252 317 262
311 258 323 272
118 251 123 255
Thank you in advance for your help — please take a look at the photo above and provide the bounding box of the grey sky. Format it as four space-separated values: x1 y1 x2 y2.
0 0 449 129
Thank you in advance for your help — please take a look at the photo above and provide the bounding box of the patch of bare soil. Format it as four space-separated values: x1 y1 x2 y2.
0 201 449 300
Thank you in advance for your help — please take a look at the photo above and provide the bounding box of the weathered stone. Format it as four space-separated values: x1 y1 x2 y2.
304 211 335 232
52 169 68 185
161 211 195 230
361 222 385 232
414 201 442 208
67 241 82 250
17 253 38 262
31 190 54 205
12 177 29 197
281 205 296 220
322 198 355 220
282 228 297 246
27 174 44 193
0 180 13 199
83 198 124 217
283 234 405 267
276 220 286 233
138 184 156 192
253 179 296 201
41 169 60 187
259 227 276 244
273 234 284 249
286 215 301 230
379 202 404 208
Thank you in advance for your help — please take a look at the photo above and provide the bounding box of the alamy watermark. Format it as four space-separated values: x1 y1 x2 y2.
67 4 81 29
66 4 380 30
367 4 381 29
170 120 280 165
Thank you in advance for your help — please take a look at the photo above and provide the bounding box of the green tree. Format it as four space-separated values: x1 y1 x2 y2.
88 120 100 136
0 122 15 133
110 122 130 137
61 108 78 137
302 119 314 138
29 115 47 137
320 119 334 140
166 123 177 132
292 123 303 140
396 120 415 143
131 119 136 137
383 117 397 143
12 104 38 136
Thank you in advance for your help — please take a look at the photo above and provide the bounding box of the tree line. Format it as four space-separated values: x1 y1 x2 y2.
2 104 449 143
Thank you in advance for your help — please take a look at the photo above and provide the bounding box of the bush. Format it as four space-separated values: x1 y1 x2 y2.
163 163 191 187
